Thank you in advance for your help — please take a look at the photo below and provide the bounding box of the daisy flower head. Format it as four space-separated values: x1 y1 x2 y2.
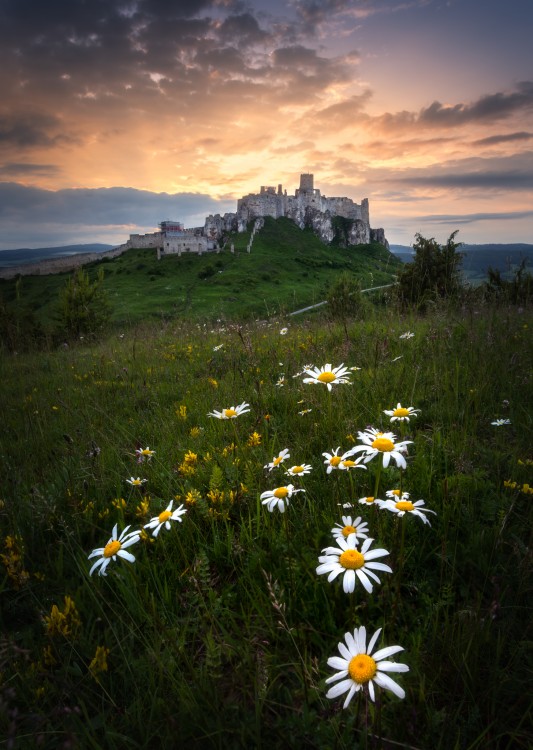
323 447 366 473
279 327 288 335
331 516 369 544
285 463 312 477
491 418 511 426
399 331 414 340
325 626 408 707
144 500 187 537
316 535 392 594
349 430 412 470
302 363 351 392
264 448 290 471
260 484 305 513
381 498 436 525
88 524 141 576
135 446 155 463
386 489 410 501
208 402 250 420
127 477 147 487
384 403 420 423
358 495 383 507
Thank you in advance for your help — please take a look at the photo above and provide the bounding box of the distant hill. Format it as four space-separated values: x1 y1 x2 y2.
0 244 114 268
390 243 533 284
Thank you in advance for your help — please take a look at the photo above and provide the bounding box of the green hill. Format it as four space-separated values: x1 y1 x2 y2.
0 217 401 330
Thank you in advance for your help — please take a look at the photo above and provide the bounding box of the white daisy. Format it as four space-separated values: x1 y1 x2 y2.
298 408 312 416
399 331 414 339
383 402 420 423
358 495 384 507
285 464 312 477
275 375 286 387
316 535 392 594
331 516 369 544
348 430 412 470
135 446 155 463
264 448 290 471
144 500 187 537
88 524 141 576
213 344 224 351
380 498 436 525
491 418 511 426
325 626 409 707
126 476 147 487
279 327 288 335
207 402 250 420
323 447 366 474
260 484 305 513
386 489 410 501
302 363 351 391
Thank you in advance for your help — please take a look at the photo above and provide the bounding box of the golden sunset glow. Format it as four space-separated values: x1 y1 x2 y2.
0 0 532 249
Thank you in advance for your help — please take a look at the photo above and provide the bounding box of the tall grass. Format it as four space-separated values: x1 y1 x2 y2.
1 302 532 749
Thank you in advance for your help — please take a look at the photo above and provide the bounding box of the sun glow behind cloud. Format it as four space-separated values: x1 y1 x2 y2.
0 0 532 249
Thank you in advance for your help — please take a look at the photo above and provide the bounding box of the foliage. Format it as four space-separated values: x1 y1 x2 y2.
483 258 533 304
1 303 531 749
326 272 368 337
57 267 111 339
397 231 464 310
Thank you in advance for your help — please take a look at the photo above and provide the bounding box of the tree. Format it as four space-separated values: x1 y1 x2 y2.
327 272 368 337
397 231 463 309
58 267 111 339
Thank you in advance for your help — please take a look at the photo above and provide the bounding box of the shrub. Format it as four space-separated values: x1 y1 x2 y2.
57 267 111 339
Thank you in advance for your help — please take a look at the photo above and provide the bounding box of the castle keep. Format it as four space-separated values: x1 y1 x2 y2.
118 174 387 258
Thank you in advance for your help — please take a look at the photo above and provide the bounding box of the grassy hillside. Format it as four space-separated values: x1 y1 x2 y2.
1 305 531 749
0 218 400 330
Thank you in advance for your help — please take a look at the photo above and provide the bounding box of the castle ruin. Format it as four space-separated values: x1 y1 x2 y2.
119 174 387 258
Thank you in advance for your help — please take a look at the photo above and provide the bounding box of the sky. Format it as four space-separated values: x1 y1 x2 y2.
1 0 533 251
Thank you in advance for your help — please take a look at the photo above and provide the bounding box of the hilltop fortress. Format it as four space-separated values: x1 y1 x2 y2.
119 173 387 259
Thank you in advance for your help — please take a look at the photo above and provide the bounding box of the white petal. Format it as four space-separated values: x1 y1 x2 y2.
366 561 393 573
377 661 409 673
373 644 405 661
326 678 353 700
89 557 105 576
338 642 352 661
366 628 382 655
342 684 358 708
355 568 374 593
117 550 136 563
373 672 405 699
342 568 356 593
327 657 349 672
368 679 376 702
363 548 390 560
355 626 366 654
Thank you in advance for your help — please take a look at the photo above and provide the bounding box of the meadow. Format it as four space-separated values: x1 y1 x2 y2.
1 296 532 749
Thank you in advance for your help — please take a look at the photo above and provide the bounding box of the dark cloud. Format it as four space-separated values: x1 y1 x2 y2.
218 13 269 47
0 163 61 177
0 114 74 149
419 82 533 127
418 210 533 225
0 183 233 225
472 131 533 146
312 92 372 126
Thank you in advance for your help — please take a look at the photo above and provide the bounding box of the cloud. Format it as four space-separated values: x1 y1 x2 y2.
0 163 61 177
414 210 533 226
0 182 235 231
472 131 533 146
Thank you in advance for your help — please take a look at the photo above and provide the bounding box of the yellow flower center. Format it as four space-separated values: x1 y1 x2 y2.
341 459 356 468
393 407 410 417
273 487 289 498
273 456 283 465
330 456 342 466
364 496 375 504
158 510 172 523
372 437 395 452
317 371 337 383
348 654 377 684
292 465 304 473
103 540 121 558
339 549 365 569
396 500 414 511
224 408 237 418
391 489 401 496
341 525 356 537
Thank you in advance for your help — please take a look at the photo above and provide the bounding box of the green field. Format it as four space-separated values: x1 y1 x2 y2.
1 294 532 748
0 218 401 332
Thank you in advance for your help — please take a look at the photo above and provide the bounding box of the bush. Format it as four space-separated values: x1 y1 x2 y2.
57 267 111 339
397 231 463 310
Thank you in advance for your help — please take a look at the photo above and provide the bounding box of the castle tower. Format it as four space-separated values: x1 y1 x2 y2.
299 173 314 192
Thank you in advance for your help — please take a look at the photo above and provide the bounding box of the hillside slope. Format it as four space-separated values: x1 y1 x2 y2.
0 217 401 328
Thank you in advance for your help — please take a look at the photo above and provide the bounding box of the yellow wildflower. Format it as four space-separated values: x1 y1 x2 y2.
89 645 110 680
44 596 81 639
184 489 201 506
247 431 262 447
1 535 30 589
176 404 187 420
